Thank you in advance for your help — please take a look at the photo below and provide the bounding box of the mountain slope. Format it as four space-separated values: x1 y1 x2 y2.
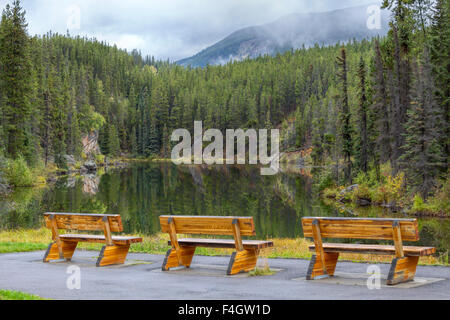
178 5 390 67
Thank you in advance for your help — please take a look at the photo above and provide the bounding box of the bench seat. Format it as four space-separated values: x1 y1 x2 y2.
43 212 142 267
309 243 436 257
60 234 143 245
160 215 272 275
302 217 436 285
170 238 274 250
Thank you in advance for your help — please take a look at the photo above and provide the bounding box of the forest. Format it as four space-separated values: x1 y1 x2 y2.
0 0 448 213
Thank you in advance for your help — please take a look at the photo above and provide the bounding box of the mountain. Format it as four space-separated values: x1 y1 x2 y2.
177 5 390 67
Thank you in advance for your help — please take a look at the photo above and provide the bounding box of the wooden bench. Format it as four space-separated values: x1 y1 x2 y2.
43 212 142 267
159 215 274 275
302 217 436 285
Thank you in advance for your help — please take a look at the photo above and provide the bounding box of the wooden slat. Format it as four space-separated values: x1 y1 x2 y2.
302 217 419 241
312 220 327 274
392 221 404 258
60 234 142 245
103 216 113 246
159 216 255 236
308 243 436 256
232 219 244 251
170 238 274 250
49 215 63 259
44 213 123 232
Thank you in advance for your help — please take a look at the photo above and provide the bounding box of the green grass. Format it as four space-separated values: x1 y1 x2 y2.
0 228 447 266
0 242 48 253
0 290 46 300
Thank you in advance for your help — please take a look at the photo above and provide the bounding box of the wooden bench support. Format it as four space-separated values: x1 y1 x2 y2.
387 256 419 285
96 244 131 267
162 246 196 271
306 252 339 280
227 249 259 275
43 241 78 262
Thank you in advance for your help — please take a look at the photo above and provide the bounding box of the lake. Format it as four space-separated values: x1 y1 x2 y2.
0 162 448 257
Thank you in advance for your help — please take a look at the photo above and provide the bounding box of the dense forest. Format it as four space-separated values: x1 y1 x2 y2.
0 1 448 205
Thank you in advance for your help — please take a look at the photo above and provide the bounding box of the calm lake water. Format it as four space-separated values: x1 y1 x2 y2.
0 162 448 256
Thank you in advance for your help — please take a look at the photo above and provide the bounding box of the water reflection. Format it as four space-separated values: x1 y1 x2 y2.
0 162 448 256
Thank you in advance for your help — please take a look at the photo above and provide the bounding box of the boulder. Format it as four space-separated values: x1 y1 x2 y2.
63 155 77 166
82 160 97 172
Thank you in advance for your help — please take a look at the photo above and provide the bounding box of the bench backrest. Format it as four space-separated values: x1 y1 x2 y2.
159 216 256 236
302 217 419 241
43 212 123 232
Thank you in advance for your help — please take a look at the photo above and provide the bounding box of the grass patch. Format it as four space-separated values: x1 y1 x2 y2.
0 290 46 300
249 259 275 276
249 267 275 277
0 242 48 253
0 228 447 266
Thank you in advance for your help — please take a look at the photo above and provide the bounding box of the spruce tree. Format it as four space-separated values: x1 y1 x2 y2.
400 49 443 198
357 57 369 173
336 47 353 183
0 0 33 159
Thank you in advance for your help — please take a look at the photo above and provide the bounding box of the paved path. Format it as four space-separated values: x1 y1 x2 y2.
0 251 449 300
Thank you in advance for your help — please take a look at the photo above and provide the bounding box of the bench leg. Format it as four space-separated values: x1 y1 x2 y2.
306 252 339 280
43 241 78 262
96 244 130 267
227 249 259 275
387 256 419 285
162 246 196 271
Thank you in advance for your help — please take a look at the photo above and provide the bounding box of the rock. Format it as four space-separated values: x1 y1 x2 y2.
82 174 99 195
0 183 11 196
63 155 77 166
338 184 358 195
82 160 97 172
357 198 371 206
82 131 101 157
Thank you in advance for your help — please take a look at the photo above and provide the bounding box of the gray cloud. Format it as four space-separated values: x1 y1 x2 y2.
3 0 381 61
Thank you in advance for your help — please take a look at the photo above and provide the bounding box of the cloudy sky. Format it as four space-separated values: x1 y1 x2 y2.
1 0 381 61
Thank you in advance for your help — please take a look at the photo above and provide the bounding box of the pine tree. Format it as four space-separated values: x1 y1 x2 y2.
429 0 450 164
108 123 120 157
0 0 33 159
400 49 443 198
372 39 392 164
357 57 369 173
336 47 353 183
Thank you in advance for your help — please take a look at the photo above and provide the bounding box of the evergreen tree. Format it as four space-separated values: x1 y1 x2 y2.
0 0 33 159
400 49 444 198
336 47 353 183
357 57 369 173
429 0 450 164
108 123 120 156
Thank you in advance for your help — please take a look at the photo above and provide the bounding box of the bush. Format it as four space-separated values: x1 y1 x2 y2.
5 156 35 187
94 154 105 164
315 169 335 192
411 194 427 212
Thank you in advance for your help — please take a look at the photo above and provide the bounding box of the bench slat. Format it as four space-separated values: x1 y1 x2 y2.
309 243 435 256
44 213 123 232
160 216 255 236
170 238 274 250
60 234 142 245
302 217 419 241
